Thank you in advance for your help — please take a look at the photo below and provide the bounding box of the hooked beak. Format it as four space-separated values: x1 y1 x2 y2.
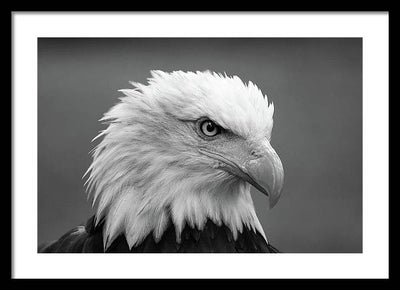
242 143 284 208
200 140 284 208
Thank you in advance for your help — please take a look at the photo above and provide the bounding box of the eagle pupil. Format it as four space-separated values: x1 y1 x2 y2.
206 122 215 132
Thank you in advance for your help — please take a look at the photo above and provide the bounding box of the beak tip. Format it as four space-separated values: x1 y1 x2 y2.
268 196 279 209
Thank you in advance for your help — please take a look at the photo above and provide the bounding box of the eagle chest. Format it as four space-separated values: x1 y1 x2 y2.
103 218 279 253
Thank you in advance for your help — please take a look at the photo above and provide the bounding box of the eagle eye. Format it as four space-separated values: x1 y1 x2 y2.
199 119 221 137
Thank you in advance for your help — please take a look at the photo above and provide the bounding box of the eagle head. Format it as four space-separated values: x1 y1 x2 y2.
84 70 284 249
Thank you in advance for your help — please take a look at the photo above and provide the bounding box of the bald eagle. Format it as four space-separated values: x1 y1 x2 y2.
39 70 284 253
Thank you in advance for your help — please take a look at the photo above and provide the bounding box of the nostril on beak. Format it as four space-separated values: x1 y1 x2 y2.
250 150 261 159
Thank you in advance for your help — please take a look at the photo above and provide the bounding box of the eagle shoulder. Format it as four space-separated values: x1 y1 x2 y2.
39 216 280 253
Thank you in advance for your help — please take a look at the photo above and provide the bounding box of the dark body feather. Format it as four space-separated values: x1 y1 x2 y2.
39 216 279 253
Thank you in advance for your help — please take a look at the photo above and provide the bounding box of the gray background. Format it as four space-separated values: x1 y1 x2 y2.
38 38 362 253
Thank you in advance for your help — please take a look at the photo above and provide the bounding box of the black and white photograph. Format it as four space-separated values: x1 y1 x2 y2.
12 12 389 279
37 37 362 254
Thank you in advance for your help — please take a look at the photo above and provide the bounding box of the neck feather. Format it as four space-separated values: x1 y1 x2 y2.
95 180 266 250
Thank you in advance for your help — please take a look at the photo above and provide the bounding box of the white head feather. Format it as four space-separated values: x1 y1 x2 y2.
84 70 275 249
